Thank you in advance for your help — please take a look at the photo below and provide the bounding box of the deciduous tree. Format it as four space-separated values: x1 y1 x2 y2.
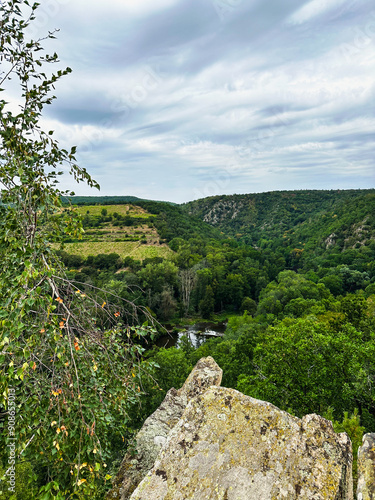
0 2 154 497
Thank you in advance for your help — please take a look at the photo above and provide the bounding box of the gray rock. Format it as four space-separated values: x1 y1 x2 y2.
130 386 353 500
357 433 375 500
106 356 222 499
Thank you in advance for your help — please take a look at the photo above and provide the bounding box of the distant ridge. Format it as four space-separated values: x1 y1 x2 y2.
63 195 176 205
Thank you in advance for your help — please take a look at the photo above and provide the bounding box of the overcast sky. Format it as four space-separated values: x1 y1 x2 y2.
23 0 375 202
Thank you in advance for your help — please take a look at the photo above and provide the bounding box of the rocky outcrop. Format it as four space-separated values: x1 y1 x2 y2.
357 433 375 499
106 357 222 499
129 386 353 500
109 357 355 500
325 232 337 249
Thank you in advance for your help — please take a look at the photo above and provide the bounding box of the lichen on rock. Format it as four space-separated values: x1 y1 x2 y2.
108 357 354 500
130 386 353 500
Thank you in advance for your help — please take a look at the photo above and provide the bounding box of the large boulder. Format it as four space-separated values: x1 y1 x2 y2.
129 386 353 500
357 433 375 500
106 356 222 499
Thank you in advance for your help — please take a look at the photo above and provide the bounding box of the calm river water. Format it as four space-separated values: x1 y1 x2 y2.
156 321 227 349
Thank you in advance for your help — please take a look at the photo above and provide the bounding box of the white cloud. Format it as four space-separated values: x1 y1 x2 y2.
287 0 347 25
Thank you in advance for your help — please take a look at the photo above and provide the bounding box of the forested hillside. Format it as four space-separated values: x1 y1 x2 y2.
183 189 375 251
60 190 375 317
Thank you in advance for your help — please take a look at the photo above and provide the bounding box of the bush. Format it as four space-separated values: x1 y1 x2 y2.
0 461 38 499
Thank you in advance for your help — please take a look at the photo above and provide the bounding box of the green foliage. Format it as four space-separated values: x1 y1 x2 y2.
129 348 193 425
237 315 375 420
0 3 155 497
257 270 328 318
319 274 344 295
184 190 375 255
199 285 215 319
65 196 148 205
137 200 221 242
2 3 374 498
324 408 364 458
138 261 178 295
323 408 365 485
0 461 38 499
240 297 257 315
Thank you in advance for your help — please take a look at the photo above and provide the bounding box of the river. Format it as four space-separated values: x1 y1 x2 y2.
156 321 227 349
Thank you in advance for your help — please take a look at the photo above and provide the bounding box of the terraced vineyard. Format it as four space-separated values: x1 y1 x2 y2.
61 204 174 260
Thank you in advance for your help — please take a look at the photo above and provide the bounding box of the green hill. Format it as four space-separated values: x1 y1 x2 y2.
182 189 375 253
61 189 375 264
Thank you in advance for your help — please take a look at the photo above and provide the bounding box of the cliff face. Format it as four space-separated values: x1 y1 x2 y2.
108 357 356 500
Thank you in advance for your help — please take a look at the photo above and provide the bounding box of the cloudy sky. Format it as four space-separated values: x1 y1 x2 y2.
24 0 375 202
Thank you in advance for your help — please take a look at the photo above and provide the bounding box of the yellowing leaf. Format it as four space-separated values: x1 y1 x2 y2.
77 479 86 486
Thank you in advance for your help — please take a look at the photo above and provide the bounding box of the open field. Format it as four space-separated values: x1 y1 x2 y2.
62 241 173 260
60 204 173 261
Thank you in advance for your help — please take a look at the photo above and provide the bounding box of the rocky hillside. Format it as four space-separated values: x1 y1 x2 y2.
183 189 375 253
